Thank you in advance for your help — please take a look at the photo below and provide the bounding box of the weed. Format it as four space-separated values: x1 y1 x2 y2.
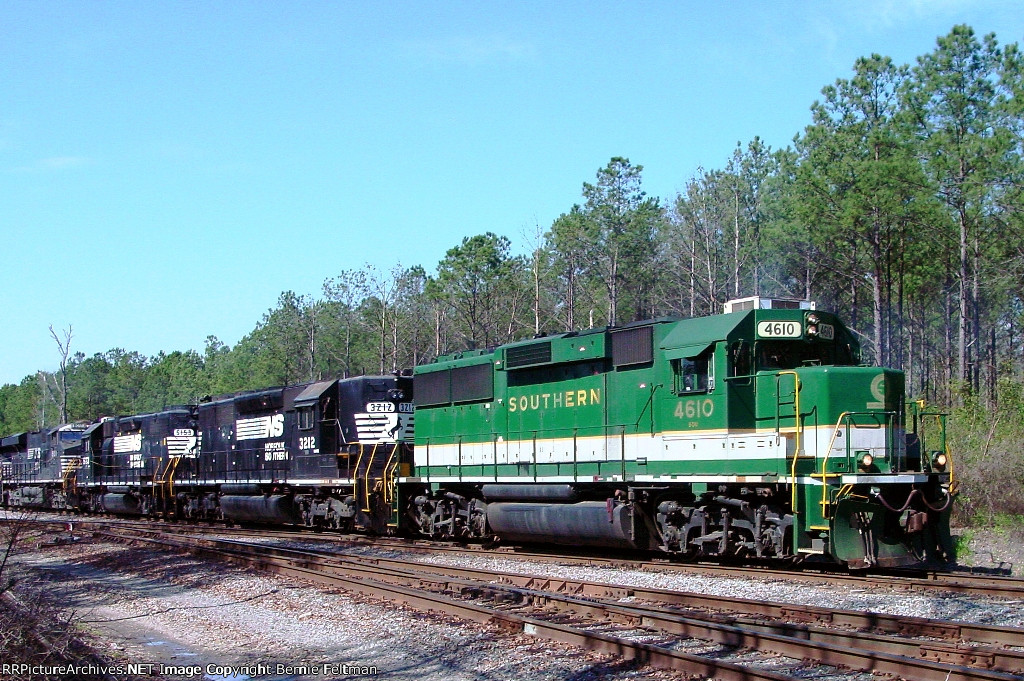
953 529 974 564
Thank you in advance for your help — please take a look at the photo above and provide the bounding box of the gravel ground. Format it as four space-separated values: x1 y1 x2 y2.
224 534 1024 629
7 534 680 681
957 526 1024 576
5 520 1024 681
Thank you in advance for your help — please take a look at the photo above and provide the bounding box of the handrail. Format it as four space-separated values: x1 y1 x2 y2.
381 448 398 505
152 457 168 507
164 455 182 504
361 442 380 512
816 410 895 518
634 383 662 436
777 371 801 456
352 443 367 486
946 437 955 489
818 411 891 476
61 458 81 494
816 411 853 517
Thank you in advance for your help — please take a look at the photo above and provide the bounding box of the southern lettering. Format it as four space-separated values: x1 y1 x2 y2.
507 388 601 413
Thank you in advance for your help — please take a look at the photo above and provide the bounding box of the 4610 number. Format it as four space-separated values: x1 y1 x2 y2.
756 321 801 338
674 398 714 420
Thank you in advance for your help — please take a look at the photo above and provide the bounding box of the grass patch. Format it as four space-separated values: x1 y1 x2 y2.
953 529 974 564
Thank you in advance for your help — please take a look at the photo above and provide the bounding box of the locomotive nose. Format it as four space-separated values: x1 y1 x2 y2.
790 365 904 420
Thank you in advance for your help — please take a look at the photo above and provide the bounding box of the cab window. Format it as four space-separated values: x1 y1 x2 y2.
755 340 855 370
673 353 711 394
729 341 751 384
297 406 315 431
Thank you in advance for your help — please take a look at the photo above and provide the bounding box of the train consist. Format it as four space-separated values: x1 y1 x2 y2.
0 377 413 533
0 297 954 568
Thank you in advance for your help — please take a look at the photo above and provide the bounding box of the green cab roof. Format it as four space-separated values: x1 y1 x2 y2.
659 312 746 353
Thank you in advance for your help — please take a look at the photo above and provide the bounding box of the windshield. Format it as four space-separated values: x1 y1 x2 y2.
756 340 855 370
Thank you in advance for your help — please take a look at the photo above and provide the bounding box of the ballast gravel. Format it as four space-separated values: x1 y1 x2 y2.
222 535 1024 629
10 537 674 681
7 522 1024 680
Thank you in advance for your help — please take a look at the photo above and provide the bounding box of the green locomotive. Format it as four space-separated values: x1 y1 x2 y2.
405 297 954 568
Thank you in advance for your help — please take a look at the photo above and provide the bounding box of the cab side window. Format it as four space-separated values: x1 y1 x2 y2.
673 353 711 394
729 341 751 384
297 406 315 431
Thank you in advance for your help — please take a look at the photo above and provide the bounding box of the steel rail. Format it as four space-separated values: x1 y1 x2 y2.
141 531 1024 675
93 530 799 681
22 514 1024 598
102 525 1024 652
158 521 1024 599
98 527 1024 681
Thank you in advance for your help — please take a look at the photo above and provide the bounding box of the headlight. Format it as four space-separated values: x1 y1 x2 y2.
931 452 947 471
858 452 874 470
807 313 820 324
806 324 818 336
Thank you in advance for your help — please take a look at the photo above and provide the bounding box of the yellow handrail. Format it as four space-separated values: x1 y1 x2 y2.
352 444 367 484
361 442 380 511
381 449 398 505
782 372 801 457
163 456 182 501
62 458 81 494
946 438 955 489
819 412 852 476
816 412 854 516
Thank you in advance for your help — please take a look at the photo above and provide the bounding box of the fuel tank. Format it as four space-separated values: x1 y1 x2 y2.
486 501 638 549
102 493 142 515
219 494 300 524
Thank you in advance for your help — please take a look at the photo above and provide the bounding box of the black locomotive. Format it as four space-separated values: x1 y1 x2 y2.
0 375 413 533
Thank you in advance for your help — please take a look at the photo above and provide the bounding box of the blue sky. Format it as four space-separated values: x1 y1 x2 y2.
2 1 1022 387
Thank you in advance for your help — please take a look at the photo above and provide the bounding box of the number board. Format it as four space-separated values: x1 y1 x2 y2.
756 321 802 339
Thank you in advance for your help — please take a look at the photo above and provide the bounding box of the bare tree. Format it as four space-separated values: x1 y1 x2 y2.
48 325 73 424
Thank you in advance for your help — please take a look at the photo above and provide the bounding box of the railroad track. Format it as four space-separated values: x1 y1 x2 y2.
90 524 1024 681
41 514 1024 599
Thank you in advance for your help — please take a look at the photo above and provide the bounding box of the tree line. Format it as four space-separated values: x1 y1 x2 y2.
2 26 1022 440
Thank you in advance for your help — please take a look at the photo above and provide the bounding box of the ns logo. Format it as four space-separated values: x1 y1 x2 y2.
267 413 285 438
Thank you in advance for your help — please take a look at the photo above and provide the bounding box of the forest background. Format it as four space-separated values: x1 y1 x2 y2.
2 26 1022 524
